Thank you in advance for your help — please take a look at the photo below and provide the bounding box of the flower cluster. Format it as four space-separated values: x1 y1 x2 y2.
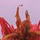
0 5 40 40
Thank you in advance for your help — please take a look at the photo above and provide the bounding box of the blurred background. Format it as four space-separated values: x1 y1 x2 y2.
0 0 40 38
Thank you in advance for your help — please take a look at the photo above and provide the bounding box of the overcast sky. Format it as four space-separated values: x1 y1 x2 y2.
0 0 40 38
